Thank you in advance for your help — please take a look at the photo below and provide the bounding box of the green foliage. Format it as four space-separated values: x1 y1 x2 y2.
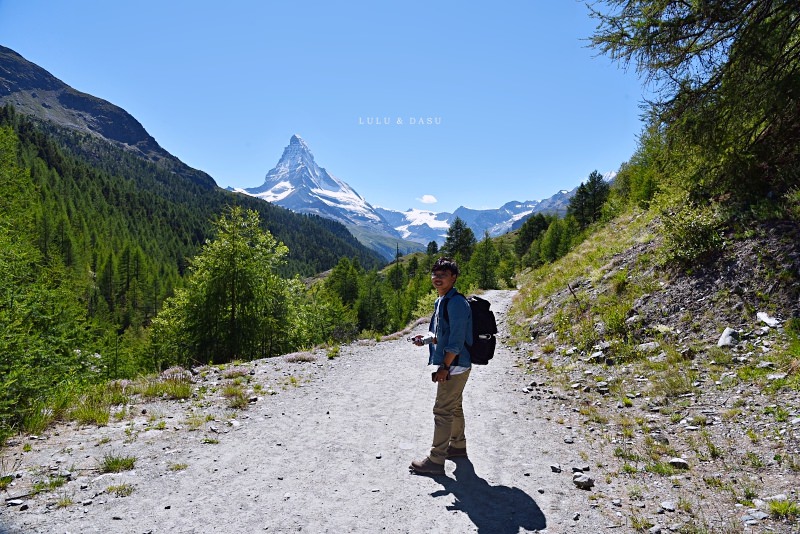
99 453 136 473
466 231 501 290
567 170 610 228
590 1 800 204
107 483 135 497
326 257 362 306
661 202 724 266
151 207 292 364
769 499 800 520
0 126 96 442
441 217 476 263
515 213 550 257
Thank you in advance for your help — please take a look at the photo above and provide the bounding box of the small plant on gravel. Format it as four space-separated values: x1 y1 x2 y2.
744 451 764 468
168 463 188 471
622 463 638 474
286 352 316 363
737 485 759 506
614 446 641 462
327 345 340 360
32 475 67 494
579 405 608 424
768 499 800 519
113 406 127 421
222 384 248 409
223 366 249 378
22 443 32 452
136 370 192 400
628 485 644 500
746 428 760 443
100 453 136 473
201 437 219 444
56 492 73 508
629 512 654 531
644 461 676 476
147 420 167 431
700 430 724 460
184 413 207 430
764 405 790 422
677 496 693 513
107 483 135 497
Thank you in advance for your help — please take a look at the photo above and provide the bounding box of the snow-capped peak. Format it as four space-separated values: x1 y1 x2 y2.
238 135 395 237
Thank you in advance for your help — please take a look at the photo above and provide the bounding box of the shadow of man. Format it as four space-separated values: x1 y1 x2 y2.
430 458 546 533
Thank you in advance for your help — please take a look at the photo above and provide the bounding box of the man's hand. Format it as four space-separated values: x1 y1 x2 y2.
431 368 450 382
411 334 435 346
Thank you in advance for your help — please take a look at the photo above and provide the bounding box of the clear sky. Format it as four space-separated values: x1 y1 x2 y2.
0 0 648 214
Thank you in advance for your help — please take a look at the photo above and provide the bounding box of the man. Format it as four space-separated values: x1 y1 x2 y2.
409 257 473 476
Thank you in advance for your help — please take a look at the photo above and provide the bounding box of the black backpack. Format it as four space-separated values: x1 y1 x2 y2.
443 293 498 365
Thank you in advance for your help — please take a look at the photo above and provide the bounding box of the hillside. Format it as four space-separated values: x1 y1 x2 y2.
509 210 800 532
0 45 384 277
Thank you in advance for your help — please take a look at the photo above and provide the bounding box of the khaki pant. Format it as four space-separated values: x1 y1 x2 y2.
429 368 470 464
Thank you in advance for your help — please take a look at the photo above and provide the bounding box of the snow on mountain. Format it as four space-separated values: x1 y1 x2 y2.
233 134 580 254
235 135 396 236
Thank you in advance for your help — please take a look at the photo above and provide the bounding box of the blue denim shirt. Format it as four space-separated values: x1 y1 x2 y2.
428 287 473 368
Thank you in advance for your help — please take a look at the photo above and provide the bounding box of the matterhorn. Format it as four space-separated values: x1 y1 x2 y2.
234 135 421 259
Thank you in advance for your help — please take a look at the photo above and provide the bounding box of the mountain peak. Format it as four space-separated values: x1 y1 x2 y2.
241 135 396 235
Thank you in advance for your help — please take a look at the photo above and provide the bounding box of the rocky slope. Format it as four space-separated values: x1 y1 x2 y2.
510 214 800 533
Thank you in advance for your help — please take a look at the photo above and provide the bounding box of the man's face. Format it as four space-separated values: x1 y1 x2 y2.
431 269 456 295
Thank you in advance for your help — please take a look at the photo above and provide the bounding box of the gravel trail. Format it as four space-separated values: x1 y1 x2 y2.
2 289 611 533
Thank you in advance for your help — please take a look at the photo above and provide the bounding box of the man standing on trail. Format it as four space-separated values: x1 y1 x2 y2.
409 257 473 476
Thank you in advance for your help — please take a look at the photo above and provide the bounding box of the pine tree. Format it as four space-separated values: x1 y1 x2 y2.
442 217 477 263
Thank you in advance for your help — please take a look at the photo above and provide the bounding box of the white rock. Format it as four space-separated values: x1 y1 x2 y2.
756 312 780 327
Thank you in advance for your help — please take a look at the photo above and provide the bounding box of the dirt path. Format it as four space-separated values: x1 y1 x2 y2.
2 290 613 533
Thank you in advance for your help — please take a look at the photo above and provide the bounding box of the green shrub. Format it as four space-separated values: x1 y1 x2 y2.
661 203 724 265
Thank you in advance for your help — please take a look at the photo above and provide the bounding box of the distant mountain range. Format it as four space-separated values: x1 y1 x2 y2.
0 43 578 263
234 135 577 259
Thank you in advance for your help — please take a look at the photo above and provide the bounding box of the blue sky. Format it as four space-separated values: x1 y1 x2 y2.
0 0 648 214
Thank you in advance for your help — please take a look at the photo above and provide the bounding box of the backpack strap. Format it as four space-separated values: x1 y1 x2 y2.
440 291 468 367
441 290 463 324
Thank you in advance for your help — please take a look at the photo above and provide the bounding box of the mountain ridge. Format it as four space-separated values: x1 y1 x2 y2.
237 134 577 253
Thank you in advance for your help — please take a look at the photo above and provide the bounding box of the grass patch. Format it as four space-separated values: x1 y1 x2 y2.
135 368 193 400
326 345 340 360
99 453 136 473
614 446 641 462
644 461 676 476
222 366 250 378
32 475 67 494
769 499 800 519
745 451 764 468
56 492 73 508
184 413 211 430
168 463 188 471
222 384 249 409
106 483 135 497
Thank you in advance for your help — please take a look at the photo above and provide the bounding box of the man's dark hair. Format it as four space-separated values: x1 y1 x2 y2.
432 257 459 276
